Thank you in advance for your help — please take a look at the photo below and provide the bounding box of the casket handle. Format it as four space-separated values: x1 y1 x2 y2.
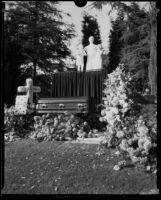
78 104 84 110
42 104 47 109
59 104 65 108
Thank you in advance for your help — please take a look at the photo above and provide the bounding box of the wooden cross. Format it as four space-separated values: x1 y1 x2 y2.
17 78 41 106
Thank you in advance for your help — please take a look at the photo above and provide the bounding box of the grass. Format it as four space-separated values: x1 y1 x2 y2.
1 139 158 194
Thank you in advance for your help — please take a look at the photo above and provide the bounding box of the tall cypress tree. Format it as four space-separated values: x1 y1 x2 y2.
148 2 157 96
81 14 102 47
81 14 102 69
120 3 150 92
92 1 156 95
108 14 124 73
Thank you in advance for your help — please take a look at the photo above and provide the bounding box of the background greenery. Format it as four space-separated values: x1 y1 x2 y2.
3 1 157 106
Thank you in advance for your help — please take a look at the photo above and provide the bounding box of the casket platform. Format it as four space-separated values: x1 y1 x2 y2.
36 96 95 114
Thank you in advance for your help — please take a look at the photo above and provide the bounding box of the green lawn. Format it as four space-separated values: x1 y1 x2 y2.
1 139 158 194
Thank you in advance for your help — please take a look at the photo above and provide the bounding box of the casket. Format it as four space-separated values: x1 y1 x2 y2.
36 96 95 114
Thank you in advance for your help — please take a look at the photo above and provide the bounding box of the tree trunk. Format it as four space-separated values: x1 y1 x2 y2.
149 2 157 96
33 1 38 81
32 1 38 104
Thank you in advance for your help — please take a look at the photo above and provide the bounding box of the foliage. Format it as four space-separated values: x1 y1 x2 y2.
81 13 102 47
35 74 52 98
148 2 157 96
107 3 150 92
5 1 75 75
4 105 34 141
91 1 157 96
4 14 27 106
4 1 75 106
99 64 157 171
108 13 124 73
120 3 150 92
102 53 109 70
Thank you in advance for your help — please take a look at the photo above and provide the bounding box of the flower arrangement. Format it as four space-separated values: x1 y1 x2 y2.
99 64 134 147
29 112 99 142
99 64 157 172
4 105 33 142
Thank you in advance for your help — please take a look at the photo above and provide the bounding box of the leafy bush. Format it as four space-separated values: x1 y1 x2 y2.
99 64 157 172
4 105 34 141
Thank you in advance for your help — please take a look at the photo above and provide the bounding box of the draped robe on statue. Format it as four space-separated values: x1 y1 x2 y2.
84 44 102 71
95 45 103 69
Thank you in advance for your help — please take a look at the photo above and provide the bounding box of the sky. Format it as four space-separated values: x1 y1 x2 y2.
57 1 149 58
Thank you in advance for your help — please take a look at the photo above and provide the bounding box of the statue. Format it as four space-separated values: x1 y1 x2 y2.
76 44 85 72
84 36 102 71
95 44 103 69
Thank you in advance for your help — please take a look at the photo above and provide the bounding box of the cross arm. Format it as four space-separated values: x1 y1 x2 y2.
17 86 28 93
32 87 41 93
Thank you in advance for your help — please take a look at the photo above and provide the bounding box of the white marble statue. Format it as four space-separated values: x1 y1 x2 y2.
84 36 102 71
95 44 103 69
76 44 85 71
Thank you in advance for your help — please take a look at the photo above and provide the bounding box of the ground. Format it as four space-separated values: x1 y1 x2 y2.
1 139 158 194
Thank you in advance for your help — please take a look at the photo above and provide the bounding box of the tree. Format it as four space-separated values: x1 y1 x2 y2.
6 1 75 78
148 2 157 96
81 13 102 69
108 13 125 73
4 10 27 106
91 1 157 96
4 1 75 105
119 3 150 92
81 13 102 47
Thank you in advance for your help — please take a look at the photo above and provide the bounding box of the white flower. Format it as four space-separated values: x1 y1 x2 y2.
119 99 125 105
112 97 118 102
123 102 129 108
138 126 149 137
143 139 152 152
112 100 119 107
127 133 132 142
120 94 127 100
118 85 124 90
99 117 104 122
138 138 145 149
101 109 106 116
116 131 124 138
131 156 139 163
115 151 120 155
139 157 148 164
146 166 151 171
108 119 116 126
119 139 129 151
115 115 121 121
113 165 120 171
111 107 119 115
122 107 129 113
118 160 126 166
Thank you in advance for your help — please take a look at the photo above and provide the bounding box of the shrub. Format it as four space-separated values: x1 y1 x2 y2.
4 105 34 140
